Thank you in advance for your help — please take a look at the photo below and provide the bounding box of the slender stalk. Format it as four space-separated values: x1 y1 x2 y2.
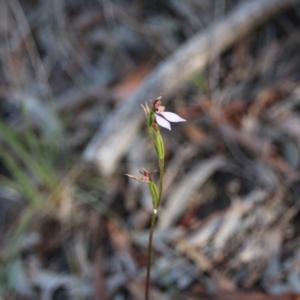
145 125 165 299
157 158 164 207
145 155 164 299
145 211 157 300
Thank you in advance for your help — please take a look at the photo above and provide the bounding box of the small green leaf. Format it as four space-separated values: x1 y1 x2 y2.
147 111 155 128
148 181 159 208
155 131 165 160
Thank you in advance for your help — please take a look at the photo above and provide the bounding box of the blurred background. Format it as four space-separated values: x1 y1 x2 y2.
1 0 300 299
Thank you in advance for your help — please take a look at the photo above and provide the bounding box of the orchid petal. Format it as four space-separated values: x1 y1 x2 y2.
159 112 186 123
155 114 171 130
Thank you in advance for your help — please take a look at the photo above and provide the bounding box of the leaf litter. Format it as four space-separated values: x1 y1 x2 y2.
1 0 300 299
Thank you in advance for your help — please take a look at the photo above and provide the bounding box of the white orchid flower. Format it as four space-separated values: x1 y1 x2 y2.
153 96 186 130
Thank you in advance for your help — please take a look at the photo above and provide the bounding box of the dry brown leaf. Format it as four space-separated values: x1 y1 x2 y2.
107 220 131 253
127 278 164 300
113 63 152 100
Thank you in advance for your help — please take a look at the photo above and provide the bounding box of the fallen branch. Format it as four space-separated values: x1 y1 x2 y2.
83 0 299 176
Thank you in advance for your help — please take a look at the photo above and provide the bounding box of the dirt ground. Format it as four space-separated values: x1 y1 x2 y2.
1 0 300 299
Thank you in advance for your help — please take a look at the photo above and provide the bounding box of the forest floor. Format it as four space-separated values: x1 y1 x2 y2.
1 0 300 299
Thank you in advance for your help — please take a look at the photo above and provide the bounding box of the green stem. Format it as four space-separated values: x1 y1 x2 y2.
145 123 165 299
145 211 157 300
157 158 164 208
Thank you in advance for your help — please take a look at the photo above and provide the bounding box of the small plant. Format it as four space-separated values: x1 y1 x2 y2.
126 95 185 300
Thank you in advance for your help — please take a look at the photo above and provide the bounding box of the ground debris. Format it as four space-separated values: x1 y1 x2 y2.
2 0 300 299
